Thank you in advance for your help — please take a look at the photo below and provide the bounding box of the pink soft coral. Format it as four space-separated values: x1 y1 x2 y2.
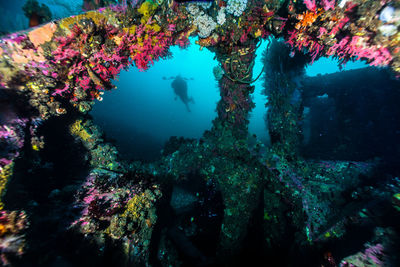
304 0 316 11
321 0 335 11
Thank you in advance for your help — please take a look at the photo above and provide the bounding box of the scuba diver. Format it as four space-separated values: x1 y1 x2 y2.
163 75 195 112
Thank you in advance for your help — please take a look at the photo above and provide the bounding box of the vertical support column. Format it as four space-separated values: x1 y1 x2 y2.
204 40 264 261
266 73 303 160
212 41 258 140
263 40 309 160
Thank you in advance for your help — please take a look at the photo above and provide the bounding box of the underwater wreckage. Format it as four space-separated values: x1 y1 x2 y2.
0 0 400 266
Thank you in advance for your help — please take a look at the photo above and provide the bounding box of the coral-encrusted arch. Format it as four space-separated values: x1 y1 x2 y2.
0 1 399 263
0 0 398 120
0 0 398 204
0 7 189 119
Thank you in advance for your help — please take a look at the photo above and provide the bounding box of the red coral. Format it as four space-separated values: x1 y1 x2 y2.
123 23 173 71
327 36 393 67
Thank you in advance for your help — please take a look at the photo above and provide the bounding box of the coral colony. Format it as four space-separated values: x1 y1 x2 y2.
0 0 399 265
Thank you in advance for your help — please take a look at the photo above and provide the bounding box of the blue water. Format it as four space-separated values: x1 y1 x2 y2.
306 56 368 76
91 37 368 160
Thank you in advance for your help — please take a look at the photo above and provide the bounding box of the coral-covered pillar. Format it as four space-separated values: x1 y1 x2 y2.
212 41 258 139
262 40 309 160
265 76 303 160
204 40 264 262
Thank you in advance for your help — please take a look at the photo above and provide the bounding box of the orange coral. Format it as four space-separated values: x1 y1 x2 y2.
28 22 57 48
0 224 6 236
225 103 237 112
295 9 322 30
11 53 29 64
196 34 218 47
196 37 212 47
11 47 46 64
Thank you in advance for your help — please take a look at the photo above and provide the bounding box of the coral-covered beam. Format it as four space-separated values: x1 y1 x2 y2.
0 0 398 122
286 0 399 72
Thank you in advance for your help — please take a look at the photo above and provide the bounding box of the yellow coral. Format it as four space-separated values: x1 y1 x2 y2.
0 162 14 210
59 11 106 33
26 81 48 94
254 29 262 38
69 120 91 142
324 232 331 238
123 25 137 35
145 23 161 33
138 0 158 24
122 193 146 220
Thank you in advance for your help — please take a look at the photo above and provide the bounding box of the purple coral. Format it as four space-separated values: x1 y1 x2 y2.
0 118 28 171
340 243 385 267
